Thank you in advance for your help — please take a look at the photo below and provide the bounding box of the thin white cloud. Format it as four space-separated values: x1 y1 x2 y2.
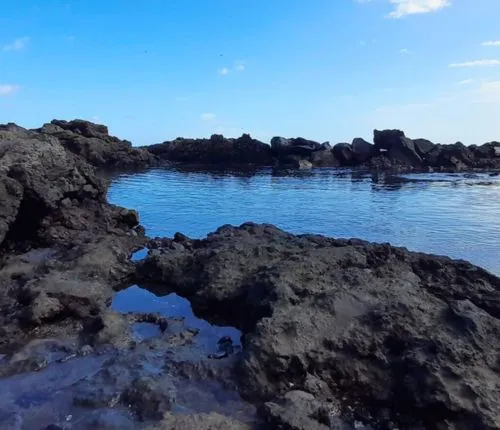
458 79 474 85
468 80 500 104
3 36 31 52
400 48 412 55
388 0 451 19
218 67 229 76
449 59 500 67
375 103 431 113
0 84 19 96
200 112 216 122
235 64 245 72
481 41 500 47
478 80 500 93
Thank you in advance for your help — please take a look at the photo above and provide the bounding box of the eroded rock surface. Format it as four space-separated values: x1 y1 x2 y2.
138 223 500 430
39 119 158 169
0 122 146 353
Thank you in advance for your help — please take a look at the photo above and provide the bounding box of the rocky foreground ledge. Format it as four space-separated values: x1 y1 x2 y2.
0 120 500 429
139 224 500 430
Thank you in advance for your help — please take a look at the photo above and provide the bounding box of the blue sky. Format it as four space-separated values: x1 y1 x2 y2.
1 0 500 145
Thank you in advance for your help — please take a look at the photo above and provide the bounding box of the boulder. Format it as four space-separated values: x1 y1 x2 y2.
0 175 23 245
351 137 375 163
39 119 157 169
427 142 475 170
311 149 340 167
138 223 500 430
413 138 436 157
332 143 355 166
373 129 422 167
149 134 273 166
271 137 322 157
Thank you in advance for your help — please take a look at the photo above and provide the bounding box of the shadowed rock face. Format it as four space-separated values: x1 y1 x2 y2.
138 223 500 430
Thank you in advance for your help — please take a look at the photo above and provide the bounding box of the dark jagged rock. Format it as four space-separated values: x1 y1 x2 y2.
333 142 355 166
137 223 500 430
39 119 158 169
351 138 375 163
276 156 313 170
149 133 273 166
0 123 146 353
413 138 436 157
271 137 323 157
311 149 340 167
374 129 423 167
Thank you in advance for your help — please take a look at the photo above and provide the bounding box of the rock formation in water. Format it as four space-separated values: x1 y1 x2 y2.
138 223 500 430
148 128 500 172
147 133 274 166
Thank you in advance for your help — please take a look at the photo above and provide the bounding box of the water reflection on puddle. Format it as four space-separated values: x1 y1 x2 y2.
130 247 148 262
112 285 242 351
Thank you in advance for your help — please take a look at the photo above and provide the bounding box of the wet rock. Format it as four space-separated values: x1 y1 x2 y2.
260 391 333 430
146 412 253 430
277 156 313 170
138 223 500 430
40 119 158 169
148 134 273 166
23 292 64 325
123 376 176 421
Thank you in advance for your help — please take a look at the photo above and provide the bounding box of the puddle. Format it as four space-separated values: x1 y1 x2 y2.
130 247 148 262
0 288 254 429
112 285 242 353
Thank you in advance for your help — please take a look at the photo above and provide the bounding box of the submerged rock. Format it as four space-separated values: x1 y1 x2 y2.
137 223 500 430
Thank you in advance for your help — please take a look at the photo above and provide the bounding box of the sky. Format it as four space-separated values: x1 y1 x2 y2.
1 0 500 146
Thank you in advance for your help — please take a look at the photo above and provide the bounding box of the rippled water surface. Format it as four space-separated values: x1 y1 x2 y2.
108 168 500 275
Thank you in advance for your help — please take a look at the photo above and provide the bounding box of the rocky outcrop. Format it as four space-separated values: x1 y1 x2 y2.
148 133 273 166
145 128 499 172
0 122 146 352
138 223 500 430
39 119 158 169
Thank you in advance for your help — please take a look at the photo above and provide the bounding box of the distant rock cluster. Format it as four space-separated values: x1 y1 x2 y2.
148 128 500 171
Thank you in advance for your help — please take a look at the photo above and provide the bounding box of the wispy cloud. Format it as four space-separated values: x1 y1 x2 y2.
375 103 431 113
400 48 412 55
468 80 500 104
0 84 19 96
200 112 216 122
218 62 246 76
388 0 451 19
449 59 500 67
3 36 31 52
481 40 500 47
458 79 474 85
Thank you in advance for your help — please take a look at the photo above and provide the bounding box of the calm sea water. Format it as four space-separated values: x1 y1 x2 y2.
107 168 500 275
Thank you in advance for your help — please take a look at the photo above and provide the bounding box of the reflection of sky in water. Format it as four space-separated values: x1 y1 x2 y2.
112 285 241 351
109 168 500 275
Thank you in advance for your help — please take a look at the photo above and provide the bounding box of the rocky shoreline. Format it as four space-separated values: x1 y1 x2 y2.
1 120 499 429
